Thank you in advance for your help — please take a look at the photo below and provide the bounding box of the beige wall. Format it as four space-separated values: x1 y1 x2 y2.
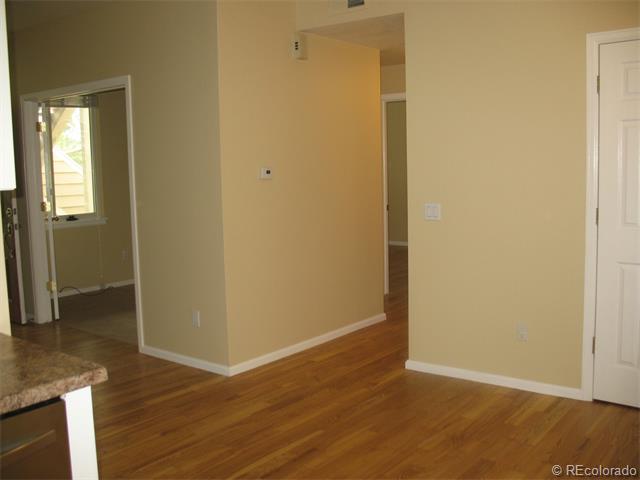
53 89 134 290
404 1 638 388
298 0 640 388
218 1 384 365
9 1 228 363
11 1 634 384
386 101 407 244
11 0 384 368
381 64 405 94
1 0 12 335
0 238 10 335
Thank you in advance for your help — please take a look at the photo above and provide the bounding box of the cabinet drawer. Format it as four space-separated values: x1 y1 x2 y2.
1 399 72 479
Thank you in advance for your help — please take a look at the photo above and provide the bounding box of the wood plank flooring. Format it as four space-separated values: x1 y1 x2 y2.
11 247 639 479
57 285 138 345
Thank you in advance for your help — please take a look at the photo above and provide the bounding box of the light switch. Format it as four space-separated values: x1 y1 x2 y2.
259 167 273 180
424 203 441 221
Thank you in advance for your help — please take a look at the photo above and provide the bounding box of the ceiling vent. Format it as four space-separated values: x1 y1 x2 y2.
328 0 367 16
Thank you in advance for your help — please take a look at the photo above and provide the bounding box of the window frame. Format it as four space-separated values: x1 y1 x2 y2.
43 102 106 230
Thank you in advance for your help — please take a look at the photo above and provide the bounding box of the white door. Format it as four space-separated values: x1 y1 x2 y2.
593 39 640 408
38 103 60 320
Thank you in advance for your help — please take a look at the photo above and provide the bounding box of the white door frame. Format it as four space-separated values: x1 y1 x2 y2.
10 194 27 323
381 92 406 295
582 27 640 401
19 75 145 350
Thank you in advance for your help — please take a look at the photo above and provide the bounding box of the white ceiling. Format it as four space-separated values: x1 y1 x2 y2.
305 13 405 66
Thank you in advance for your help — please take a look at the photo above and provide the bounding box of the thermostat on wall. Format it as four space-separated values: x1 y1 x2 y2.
291 34 307 60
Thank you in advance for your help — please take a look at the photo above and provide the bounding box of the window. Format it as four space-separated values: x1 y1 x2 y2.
39 96 103 226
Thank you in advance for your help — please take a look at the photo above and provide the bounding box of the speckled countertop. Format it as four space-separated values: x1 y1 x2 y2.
0 334 108 414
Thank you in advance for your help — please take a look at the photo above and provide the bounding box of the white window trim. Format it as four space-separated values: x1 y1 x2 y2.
51 216 108 230
89 104 105 219
47 103 104 221
49 102 104 230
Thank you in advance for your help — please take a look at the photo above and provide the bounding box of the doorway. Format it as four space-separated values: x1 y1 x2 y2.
16 76 144 348
304 14 406 298
381 93 407 295
584 29 640 408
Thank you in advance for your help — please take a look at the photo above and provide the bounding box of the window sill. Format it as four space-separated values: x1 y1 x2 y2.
52 216 108 230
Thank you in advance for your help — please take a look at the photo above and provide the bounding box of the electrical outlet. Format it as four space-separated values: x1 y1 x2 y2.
259 167 273 180
516 323 528 342
121 249 128 262
192 310 201 328
291 34 307 60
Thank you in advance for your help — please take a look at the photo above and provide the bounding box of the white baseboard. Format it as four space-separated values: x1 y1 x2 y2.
405 359 584 401
228 312 387 376
388 241 408 247
140 313 386 378
57 279 135 298
140 345 229 376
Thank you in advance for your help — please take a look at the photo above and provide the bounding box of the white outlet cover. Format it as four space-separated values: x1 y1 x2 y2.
259 167 273 180
516 323 528 342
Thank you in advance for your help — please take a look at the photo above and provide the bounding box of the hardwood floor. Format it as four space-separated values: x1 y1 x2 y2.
11 246 639 479
57 285 137 345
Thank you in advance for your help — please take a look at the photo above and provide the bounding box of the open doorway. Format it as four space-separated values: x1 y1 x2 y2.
382 93 407 296
14 77 144 348
305 13 407 299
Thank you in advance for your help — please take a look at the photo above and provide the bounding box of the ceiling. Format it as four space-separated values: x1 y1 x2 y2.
6 3 405 66
305 13 405 66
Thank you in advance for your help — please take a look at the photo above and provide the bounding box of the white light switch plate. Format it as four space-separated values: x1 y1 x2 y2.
424 203 441 221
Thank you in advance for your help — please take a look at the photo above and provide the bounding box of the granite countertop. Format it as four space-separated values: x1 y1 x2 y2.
0 334 108 414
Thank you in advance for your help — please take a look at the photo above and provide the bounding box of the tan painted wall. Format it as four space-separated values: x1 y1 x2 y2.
53 89 134 291
404 1 638 388
1 0 12 335
218 1 384 365
9 1 228 363
0 238 10 335
298 1 639 388
386 101 407 244
381 64 405 94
